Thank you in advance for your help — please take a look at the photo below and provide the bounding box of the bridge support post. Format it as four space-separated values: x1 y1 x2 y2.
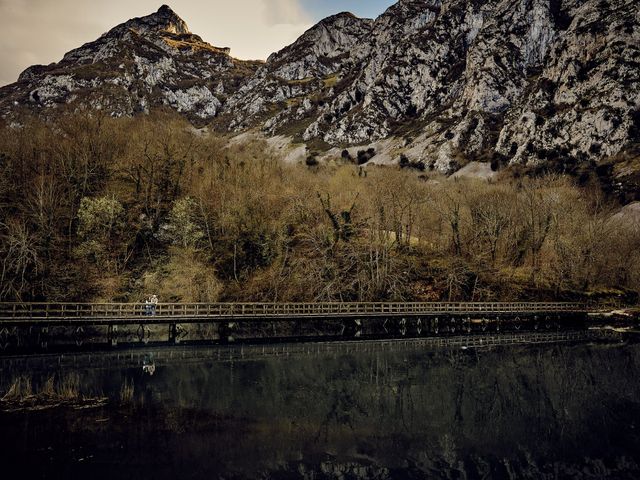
0 327 7 351
449 317 457 334
137 324 151 344
30 325 49 349
342 319 362 338
219 322 237 343
108 325 118 347
74 326 84 346
169 323 186 344
432 317 439 334
399 318 407 336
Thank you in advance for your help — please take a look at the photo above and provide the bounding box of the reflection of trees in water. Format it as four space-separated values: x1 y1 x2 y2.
316 385 369 442
3 343 640 478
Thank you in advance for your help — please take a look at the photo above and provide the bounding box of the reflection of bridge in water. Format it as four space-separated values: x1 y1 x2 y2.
0 330 620 374
0 302 591 352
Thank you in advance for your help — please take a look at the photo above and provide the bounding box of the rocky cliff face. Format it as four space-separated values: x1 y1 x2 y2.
1 1 638 180
0 5 260 123
225 0 638 177
221 13 373 133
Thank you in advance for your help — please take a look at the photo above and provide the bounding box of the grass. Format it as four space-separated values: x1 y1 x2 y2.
286 77 317 86
285 98 302 108
1 375 33 402
120 378 135 403
0 373 104 411
162 36 231 56
323 74 339 88
57 373 80 400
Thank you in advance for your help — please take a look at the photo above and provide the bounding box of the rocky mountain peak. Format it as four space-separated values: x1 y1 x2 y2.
318 11 360 23
267 11 373 67
1 5 261 124
123 4 191 36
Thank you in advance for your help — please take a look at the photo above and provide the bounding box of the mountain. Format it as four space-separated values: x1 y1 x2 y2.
220 12 374 133
1 0 638 183
225 0 639 176
0 5 261 123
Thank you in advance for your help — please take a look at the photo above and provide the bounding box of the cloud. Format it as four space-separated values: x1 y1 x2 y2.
0 0 314 86
263 0 310 25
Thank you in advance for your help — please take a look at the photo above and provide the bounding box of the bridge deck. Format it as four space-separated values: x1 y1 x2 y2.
0 302 587 326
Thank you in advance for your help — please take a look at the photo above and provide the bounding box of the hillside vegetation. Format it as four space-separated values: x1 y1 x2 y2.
0 113 638 304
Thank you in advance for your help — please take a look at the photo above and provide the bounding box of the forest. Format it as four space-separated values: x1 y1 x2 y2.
0 112 638 305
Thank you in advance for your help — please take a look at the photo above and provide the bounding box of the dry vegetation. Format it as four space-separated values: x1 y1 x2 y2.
0 372 107 411
120 378 135 403
0 112 638 305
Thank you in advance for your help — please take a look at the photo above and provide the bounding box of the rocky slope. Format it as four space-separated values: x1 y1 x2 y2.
1 0 638 184
224 0 639 178
220 12 373 133
0 5 261 123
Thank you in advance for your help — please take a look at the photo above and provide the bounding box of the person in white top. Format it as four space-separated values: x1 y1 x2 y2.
150 295 158 316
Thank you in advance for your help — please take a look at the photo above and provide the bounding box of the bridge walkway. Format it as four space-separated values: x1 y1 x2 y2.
0 302 588 326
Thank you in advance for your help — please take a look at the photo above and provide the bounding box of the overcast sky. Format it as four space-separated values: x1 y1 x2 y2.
0 0 395 86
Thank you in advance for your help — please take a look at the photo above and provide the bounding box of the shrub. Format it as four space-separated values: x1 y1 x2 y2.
75 196 126 270
399 154 426 171
167 197 205 248
357 148 376 165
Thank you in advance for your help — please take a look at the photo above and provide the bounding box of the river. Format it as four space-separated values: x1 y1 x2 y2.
1 337 639 479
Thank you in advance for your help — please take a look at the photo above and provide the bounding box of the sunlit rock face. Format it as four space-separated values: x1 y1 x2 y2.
0 0 638 178
225 0 638 176
495 0 640 167
0 5 260 124
222 12 374 132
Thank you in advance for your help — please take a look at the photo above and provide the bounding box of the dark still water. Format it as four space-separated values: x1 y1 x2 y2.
1 339 639 479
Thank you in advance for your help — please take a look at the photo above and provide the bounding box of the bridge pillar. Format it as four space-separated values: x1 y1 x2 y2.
137 324 151 344
449 317 457 334
544 316 552 330
169 323 186 344
219 322 237 343
41 326 49 349
28 325 49 349
399 318 407 336
0 326 17 351
108 325 118 347
342 319 362 338
432 317 439 334
74 326 85 346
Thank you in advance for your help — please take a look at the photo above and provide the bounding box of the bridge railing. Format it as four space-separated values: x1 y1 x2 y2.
0 302 586 320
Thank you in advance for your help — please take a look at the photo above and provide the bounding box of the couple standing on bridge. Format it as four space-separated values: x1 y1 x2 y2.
144 295 158 316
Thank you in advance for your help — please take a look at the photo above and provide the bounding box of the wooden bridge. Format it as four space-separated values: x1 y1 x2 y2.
0 302 588 325
0 302 590 352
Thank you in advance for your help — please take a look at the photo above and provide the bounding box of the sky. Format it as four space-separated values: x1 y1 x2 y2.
0 0 395 86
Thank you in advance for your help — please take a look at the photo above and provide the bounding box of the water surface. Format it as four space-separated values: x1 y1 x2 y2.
1 339 639 479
